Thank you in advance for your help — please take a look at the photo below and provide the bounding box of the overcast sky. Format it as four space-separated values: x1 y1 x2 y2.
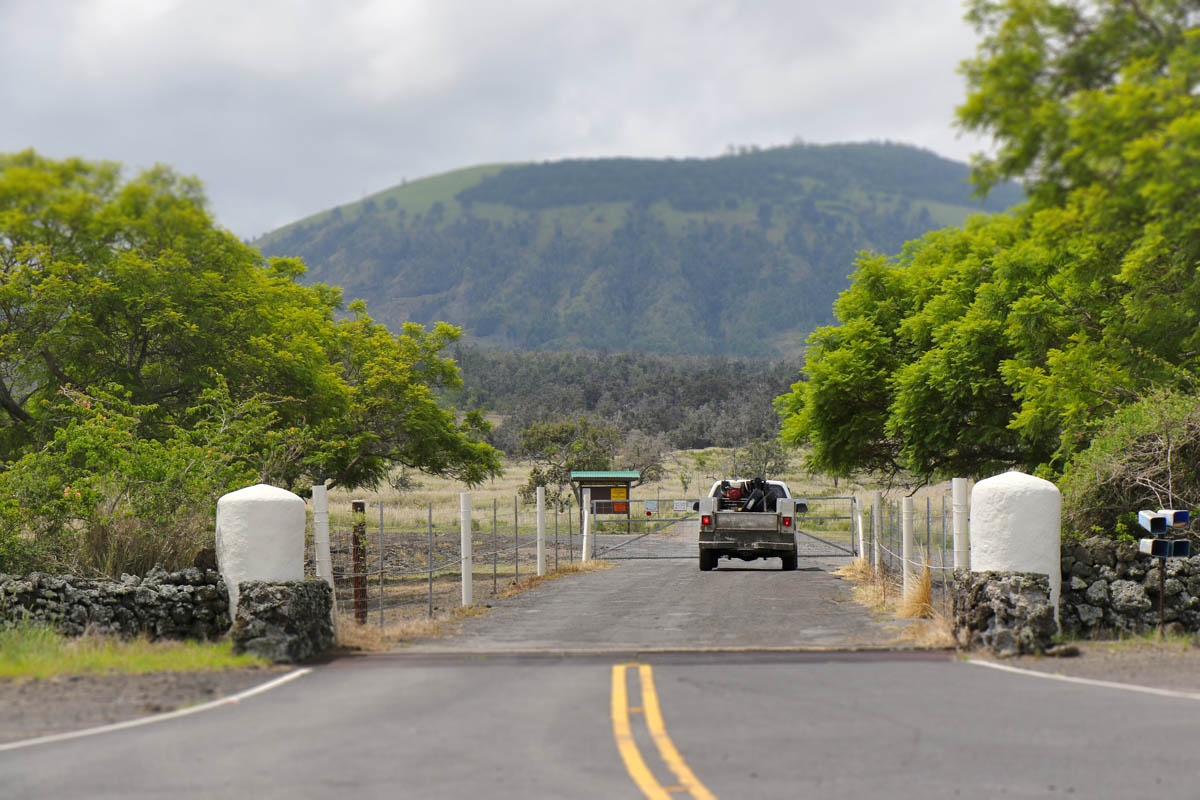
1 0 991 240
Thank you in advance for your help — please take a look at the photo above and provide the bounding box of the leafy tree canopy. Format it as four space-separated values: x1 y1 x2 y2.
0 150 501 494
780 0 1200 484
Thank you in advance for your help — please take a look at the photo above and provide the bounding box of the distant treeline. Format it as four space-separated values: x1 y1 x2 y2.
449 346 803 453
458 143 1021 214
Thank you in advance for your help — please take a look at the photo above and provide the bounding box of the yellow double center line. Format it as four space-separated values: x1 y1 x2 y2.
611 663 717 799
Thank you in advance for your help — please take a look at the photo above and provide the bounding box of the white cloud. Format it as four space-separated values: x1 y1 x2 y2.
0 0 991 239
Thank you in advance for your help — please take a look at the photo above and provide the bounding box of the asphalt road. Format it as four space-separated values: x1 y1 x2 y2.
407 556 903 653
5 558 1200 798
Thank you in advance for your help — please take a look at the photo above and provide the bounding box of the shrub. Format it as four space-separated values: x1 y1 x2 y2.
0 383 283 576
1060 389 1200 538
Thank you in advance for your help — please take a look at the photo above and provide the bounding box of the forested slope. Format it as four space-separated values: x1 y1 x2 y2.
256 142 1022 357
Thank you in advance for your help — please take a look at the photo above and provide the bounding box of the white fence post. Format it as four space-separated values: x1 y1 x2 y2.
856 504 866 561
952 478 970 570
581 488 592 563
536 486 546 576
460 492 472 607
871 491 882 570
902 495 914 595
311 482 334 590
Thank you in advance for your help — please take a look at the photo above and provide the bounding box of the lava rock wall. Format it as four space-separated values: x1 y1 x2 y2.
0 566 231 639
1059 536 1200 637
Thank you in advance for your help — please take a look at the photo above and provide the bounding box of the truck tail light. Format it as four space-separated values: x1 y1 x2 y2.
701 515 712 526
782 516 793 528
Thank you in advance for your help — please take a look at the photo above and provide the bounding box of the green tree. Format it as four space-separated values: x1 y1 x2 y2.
780 0 1200 482
517 417 621 509
0 150 500 496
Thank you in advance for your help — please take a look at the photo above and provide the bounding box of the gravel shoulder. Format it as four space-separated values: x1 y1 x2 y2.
0 666 289 745
972 638 1200 693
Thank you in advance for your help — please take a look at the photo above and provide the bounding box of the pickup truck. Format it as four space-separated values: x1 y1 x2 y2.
697 478 805 571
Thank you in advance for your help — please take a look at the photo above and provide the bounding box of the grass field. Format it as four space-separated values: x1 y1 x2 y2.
0 620 266 680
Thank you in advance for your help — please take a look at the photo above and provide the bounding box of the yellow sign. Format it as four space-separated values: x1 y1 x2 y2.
611 487 627 500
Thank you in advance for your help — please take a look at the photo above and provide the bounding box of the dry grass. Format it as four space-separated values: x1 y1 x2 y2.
497 559 613 598
334 616 450 651
897 565 934 619
832 557 874 583
894 615 957 648
833 554 955 649
838 560 896 613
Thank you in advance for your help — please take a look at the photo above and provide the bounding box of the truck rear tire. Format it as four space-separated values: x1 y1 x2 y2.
699 550 717 571
780 553 798 571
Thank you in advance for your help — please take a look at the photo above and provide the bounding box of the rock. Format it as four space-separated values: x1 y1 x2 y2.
231 580 333 664
1070 575 1088 592
1045 643 1081 658
1111 580 1152 614
1086 579 1109 606
1077 604 1103 626
193 547 218 572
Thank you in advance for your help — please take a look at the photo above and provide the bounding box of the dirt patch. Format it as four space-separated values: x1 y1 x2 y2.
972 638 1200 693
0 667 289 745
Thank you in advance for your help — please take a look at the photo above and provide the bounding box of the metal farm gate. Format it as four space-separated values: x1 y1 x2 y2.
793 495 859 558
589 495 861 560
590 498 699 559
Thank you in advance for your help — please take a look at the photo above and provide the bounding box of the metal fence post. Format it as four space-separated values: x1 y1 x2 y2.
427 503 433 618
378 502 385 629
554 505 559 572
536 486 546 577
871 491 882 570
460 492 472 607
925 496 931 565
902 495 914 596
492 498 498 595
567 499 574 563
351 499 368 624
513 496 519 584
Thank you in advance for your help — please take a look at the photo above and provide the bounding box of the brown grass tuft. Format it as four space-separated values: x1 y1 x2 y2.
833 557 874 583
335 615 449 651
894 613 956 648
897 565 934 619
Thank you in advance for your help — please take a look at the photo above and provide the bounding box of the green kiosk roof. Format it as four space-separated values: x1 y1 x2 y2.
570 471 640 481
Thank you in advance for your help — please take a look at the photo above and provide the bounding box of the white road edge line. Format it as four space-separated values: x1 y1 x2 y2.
967 658 1200 701
0 667 312 753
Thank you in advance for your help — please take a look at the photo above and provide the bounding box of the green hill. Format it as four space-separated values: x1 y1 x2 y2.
255 142 1022 357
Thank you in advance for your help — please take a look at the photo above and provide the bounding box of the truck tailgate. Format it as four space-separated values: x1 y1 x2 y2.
712 512 777 531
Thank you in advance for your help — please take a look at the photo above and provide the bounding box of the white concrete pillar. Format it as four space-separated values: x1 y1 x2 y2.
215 483 306 619
460 492 472 607
581 488 592 563
953 478 970 569
871 491 882 569
536 486 546 576
970 471 1062 616
902 495 915 594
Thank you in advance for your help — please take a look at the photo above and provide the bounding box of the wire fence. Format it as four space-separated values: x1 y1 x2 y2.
306 497 583 629
869 493 957 615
